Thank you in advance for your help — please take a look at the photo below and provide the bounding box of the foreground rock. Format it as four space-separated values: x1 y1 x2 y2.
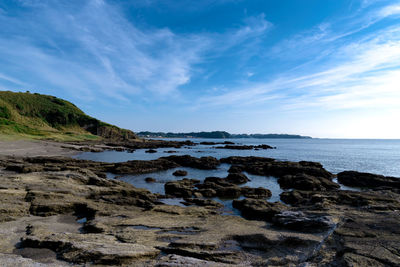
1 153 399 266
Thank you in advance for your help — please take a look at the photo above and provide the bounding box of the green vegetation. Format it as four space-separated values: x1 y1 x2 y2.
0 91 137 141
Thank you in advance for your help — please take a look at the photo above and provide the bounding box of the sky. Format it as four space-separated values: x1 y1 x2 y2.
1 0 400 138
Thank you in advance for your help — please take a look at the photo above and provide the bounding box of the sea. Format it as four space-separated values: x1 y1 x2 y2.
74 138 400 213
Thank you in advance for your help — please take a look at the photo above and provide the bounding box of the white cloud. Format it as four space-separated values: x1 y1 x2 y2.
0 1 271 102
0 73 27 86
197 21 400 113
378 3 400 18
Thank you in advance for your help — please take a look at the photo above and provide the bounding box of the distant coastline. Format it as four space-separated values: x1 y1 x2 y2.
137 131 311 139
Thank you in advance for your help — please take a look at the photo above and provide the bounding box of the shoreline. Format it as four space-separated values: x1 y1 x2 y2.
0 139 399 266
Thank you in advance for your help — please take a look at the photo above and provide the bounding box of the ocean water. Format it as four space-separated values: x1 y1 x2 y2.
76 138 400 177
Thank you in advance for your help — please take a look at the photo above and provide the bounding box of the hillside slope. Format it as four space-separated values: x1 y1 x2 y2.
0 91 137 141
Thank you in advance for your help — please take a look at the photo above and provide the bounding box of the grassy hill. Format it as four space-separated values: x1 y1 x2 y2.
0 91 137 141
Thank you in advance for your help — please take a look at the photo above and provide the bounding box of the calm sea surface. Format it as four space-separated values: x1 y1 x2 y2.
75 138 400 177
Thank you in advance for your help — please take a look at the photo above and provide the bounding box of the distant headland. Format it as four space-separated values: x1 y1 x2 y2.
137 131 311 139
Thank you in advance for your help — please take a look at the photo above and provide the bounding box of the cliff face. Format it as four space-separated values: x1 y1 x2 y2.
0 91 137 140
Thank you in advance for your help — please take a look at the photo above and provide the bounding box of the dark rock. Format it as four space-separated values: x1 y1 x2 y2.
161 155 220 170
216 186 242 199
145 149 157 153
226 173 250 184
145 177 156 183
223 141 235 144
164 179 199 198
173 170 188 177
272 211 334 232
221 156 333 179
228 165 243 173
215 145 255 150
278 173 340 191
199 142 217 145
241 187 271 199
113 159 179 175
232 199 288 221
280 190 400 210
337 171 400 190
215 144 274 150
203 177 232 187
254 144 274 149
197 189 217 198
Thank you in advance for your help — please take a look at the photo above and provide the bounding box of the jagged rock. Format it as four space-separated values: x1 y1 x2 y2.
232 199 288 221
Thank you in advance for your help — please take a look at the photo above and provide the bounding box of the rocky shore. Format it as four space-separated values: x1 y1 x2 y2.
0 140 399 266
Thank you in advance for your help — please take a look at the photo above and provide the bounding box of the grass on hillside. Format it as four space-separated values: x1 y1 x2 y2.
0 91 105 141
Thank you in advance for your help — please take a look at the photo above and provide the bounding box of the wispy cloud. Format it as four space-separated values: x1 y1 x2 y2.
0 0 269 102
196 2 400 115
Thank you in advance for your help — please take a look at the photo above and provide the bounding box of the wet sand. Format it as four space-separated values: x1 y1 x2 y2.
0 140 77 157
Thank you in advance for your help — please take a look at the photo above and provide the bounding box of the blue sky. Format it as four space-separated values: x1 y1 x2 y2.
1 0 400 138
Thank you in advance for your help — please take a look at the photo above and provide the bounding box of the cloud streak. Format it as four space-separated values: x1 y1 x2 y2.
0 0 270 102
196 2 400 116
